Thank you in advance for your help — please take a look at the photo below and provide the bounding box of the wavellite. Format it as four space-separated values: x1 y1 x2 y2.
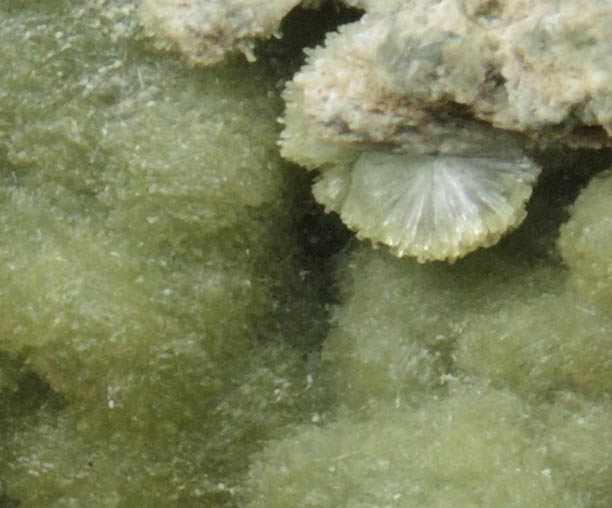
0 1 327 506
2 1 612 508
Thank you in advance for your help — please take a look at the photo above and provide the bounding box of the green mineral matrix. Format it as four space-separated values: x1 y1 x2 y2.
1 1 612 507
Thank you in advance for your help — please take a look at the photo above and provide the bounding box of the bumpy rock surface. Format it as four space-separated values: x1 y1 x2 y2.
139 0 373 68
280 0 612 261
140 0 304 65
247 382 612 508
558 169 612 311
245 169 612 507
5 2 612 508
0 1 324 506
141 0 612 262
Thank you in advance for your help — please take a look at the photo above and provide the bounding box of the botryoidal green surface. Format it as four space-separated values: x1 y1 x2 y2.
1 1 612 508
0 1 325 506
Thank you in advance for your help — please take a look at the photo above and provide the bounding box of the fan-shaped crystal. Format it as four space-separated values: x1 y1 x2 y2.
314 150 541 262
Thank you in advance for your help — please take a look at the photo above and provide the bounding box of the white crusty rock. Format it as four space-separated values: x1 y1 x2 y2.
280 0 612 261
140 0 305 65
138 0 372 66
281 8 540 262
375 0 612 144
141 0 612 261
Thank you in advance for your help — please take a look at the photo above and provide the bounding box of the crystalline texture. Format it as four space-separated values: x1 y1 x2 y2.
140 0 303 65
315 150 540 262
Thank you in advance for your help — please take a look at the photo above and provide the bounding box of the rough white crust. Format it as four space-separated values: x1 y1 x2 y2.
140 0 301 65
280 7 545 261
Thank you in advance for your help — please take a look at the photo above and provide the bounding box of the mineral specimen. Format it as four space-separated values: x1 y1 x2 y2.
311 148 540 261
558 168 612 312
247 382 612 508
140 0 612 262
139 0 373 68
140 0 322 65
279 0 612 261
4 1 612 508
0 1 324 506
246 171 612 507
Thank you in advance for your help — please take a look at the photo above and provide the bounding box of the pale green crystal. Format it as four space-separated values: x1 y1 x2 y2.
247 383 612 508
3 1 612 507
0 1 325 506
246 158 612 506
559 169 612 312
